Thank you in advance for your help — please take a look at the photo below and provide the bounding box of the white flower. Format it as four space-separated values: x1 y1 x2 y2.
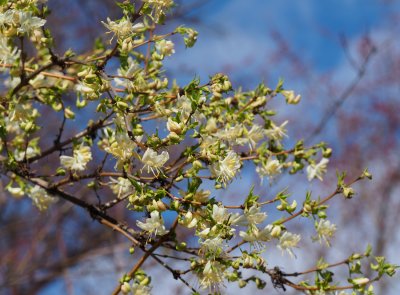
0 36 20 65
28 185 57 211
156 40 175 56
172 94 192 121
201 237 225 258
197 227 211 239
104 131 140 169
233 204 267 227
198 260 225 291
0 10 14 28
307 158 329 181
131 283 152 295
278 231 301 258
60 145 92 171
256 157 282 183
9 103 38 122
265 120 288 142
14 146 37 161
142 0 174 22
180 211 198 228
239 225 273 243
109 177 134 198
215 124 243 145
211 204 230 224
15 11 46 35
29 74 55 88
315 219 337 246
166 118 183 135
136 211 168 236
102 17 144 40
114 57 140 89
210 151 241 184
244 124 264 149
193 190 211 202
141 148 169 176
75 82 95 94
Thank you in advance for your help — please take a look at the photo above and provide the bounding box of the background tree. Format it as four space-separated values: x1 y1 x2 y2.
0 0 398 295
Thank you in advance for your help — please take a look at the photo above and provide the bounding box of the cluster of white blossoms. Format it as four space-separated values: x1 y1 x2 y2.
102 17 144 41
142 0 174 22
121 282 151 295
186 201 305 289
155 40 175 56
236 205 271 245
103 131 140 170
60 145 92 172
28 185 57 211
0 36 20 65
0 9 46 36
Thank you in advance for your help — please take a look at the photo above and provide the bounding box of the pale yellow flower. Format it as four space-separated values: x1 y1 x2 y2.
136 211 168 236
278 231 301 258
265 120 288 141
28 185 57 211
210 151 241 184
307 158 329 181
60 145 92 171
141 148 169 176
102 17 144 40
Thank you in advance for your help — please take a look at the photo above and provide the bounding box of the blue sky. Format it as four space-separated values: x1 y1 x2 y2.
166 0 400 84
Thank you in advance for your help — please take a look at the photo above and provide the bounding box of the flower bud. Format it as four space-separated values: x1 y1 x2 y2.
64 107 75 119
167 132 181 143
342 186 355 198
238 280 247 288
121 282 131 294
270 225 282 238
167 118 183 134
322 148 332 158
282 90 301 104
139 277 150 286
232 260 240 270
156 200 167 211
170 200 180 211
352 277 369 285
192 160 203 170
303 203 312 213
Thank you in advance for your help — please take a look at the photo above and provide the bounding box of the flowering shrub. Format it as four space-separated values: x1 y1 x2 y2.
0 1 397 294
